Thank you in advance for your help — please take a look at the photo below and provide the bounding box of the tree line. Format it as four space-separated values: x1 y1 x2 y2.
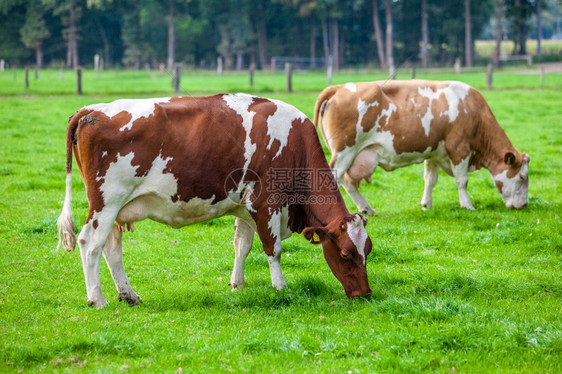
0 0 559 72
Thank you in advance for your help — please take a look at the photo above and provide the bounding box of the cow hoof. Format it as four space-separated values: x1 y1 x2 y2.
88 298 109 309
361 207 376 216
229 282 246 290
119 292 142 306
461 204 476 210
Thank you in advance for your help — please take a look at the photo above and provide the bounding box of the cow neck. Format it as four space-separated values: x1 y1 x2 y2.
474 112 518 176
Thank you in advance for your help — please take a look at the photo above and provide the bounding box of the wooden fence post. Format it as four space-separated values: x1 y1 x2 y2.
486 64 493 90
0 59 4 72
327 55 333 86
540 67 545 84
25 68 29 89
217 57 223 75
77 67 82 95
285 62 292 93
454 58 461 74
174 63 181 94
249 63 255 88
411 66 416 79
60 68 64 80
35 67 39 80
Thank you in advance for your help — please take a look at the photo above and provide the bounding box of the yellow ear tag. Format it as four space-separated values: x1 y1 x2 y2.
313 233 320 242
506 158 512 165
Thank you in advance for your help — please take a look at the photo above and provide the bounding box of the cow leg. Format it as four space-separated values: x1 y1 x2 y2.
421 160 440 210
229 218 254 290
342 148 378 215
451 156 475 210
256 209 286 290
102 223 141 305
77 213 117 308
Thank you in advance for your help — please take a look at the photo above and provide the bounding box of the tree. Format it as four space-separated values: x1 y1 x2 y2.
465 0 473 67
505 0 535 55
385 0 394 77
122 0 142 69
372 0 386 68
421 0 428 67
536 0 542 58
494 0 503 67
167 0 175 69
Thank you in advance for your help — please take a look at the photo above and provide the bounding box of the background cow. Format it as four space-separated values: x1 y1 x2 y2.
57 94 372 308
313 80 530 215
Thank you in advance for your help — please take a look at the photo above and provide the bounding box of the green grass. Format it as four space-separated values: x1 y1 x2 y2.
0 69 561 373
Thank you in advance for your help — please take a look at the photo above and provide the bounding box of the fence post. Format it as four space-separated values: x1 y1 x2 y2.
174 63 181 94
249 63 255 88
14 67 17 80
0 59 4 72
527 55 532 65
540 67 545 84
217 57 223 75
411 66 416 79
327 55 333 86
454 58 461 74
25 68 29 89
60 67 64 80
77 67 82 95
285 62 292 93
35 67 39 80
271 57 276 72
486 64 493 90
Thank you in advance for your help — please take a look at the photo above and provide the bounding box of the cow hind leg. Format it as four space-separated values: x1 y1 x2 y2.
229 218 254 290
421 160 440 210
77 212 118 308
103 223 142 305
342 149 378 215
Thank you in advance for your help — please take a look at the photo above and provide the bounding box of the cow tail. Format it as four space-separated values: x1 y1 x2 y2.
312 85 339 129
56 111 83 251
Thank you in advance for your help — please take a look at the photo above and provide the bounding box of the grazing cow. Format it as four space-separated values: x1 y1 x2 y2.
313 80 530 214
57 94 372 308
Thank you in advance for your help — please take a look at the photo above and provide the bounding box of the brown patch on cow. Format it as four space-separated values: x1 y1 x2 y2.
92 219 99 229
494 180 504 193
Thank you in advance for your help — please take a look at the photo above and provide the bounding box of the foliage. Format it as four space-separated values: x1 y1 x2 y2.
1 0 560 69
0 68 561 372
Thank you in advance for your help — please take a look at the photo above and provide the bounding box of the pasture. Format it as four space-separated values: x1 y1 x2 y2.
0 67 561 373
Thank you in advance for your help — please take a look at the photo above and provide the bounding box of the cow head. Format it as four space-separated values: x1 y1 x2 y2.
493 152 530 209
303 213 372 298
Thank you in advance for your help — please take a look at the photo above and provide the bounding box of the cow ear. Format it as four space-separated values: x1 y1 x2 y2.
302 227 328 244
504 152 516 166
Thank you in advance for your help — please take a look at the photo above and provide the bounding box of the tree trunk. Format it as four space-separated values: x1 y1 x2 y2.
465 0 472 68
257 1 268 70
321 17 330 63
331 18 339 70
536 0 542 59
310 18 316 69
236 52 243 70
372 0 386 68
385 0 394 77
421 0 428 67
167 0 175 70
494 0 502 68
67 0 79 69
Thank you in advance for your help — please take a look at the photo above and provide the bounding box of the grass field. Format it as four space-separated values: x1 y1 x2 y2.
0 68 561 373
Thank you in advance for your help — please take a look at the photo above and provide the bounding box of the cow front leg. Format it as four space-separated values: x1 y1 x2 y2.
256 209 287 290
229 218 254 290
103 223 141 305
421 160 440 210
78 217 115 308
452 157 475 210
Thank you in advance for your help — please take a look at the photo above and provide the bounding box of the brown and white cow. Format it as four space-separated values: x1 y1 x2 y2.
57 94 372 308
313 80 530 214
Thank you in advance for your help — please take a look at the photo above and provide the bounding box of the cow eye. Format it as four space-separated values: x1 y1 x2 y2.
340 251 352 260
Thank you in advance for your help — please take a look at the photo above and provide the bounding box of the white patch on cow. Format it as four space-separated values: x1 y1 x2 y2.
101 151 108 158
223 93 257 189
266 99 307 159
344 83 357 93
417 82 470 136
86 98 171 132
346 216 368 265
